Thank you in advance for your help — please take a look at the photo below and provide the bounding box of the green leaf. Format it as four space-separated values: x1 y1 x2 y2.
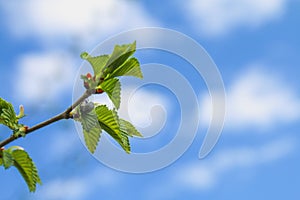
2 150 14 169
119 132 130 153
105 41 136 74
80 109 98 132
81 53 109 77
99 78 121 109
110 57 143 79
79 107 102 154
0 98 12 112
11 149 41 192
95 105 130 153
83 125 102 154
95 105 120 138
119 119 143 137
0 97 17 129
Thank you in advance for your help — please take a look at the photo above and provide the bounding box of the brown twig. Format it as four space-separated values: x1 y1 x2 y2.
0 90 92 148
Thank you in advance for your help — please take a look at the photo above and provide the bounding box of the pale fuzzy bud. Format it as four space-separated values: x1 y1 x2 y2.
17 105 25 119
19 105 24 115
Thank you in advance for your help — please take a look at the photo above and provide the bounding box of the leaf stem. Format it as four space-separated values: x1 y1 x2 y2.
0 90 92 148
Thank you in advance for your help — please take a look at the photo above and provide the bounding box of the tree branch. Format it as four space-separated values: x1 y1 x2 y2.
0 90 92 148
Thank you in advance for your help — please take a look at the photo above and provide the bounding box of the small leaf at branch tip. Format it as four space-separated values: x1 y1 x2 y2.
19 105 24 113
17 105 25 119
80 52 89 59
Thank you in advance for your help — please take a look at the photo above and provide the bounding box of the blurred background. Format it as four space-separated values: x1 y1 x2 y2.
0 0 300 199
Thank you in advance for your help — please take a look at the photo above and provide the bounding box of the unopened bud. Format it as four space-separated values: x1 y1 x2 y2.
19 125 28 133
86 73 92 79
95 89 104 94
17 105 25 119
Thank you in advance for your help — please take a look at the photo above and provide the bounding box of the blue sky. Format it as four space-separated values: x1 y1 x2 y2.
0 0 300 199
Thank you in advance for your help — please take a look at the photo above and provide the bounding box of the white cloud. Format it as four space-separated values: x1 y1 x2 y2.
3 0 158 104
36 178 88 200
176 138 295 190
124 89 168 128
200 67 300 130
14 51 76 103
185 0 287 36
2 0 157 46
36 167 119 200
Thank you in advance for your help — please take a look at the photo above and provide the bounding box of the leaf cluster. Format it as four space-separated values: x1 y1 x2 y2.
0 98 41 192
0 146 41 192
0 41 143 193
0 98 26 137
76 41 143 154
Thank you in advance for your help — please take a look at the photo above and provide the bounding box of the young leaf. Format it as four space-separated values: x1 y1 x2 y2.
95 105 120 138
78 106 102 154
0 98 12 112
110 57 143 79
83 125 102 154
80 53 109 78
0 97 18 129
11 149 41 192
119 119 143 137
95 105 130 152
2 150 14 169
104 41 136 75
99 78 121 109
119 132 131 153
80 108 98 132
